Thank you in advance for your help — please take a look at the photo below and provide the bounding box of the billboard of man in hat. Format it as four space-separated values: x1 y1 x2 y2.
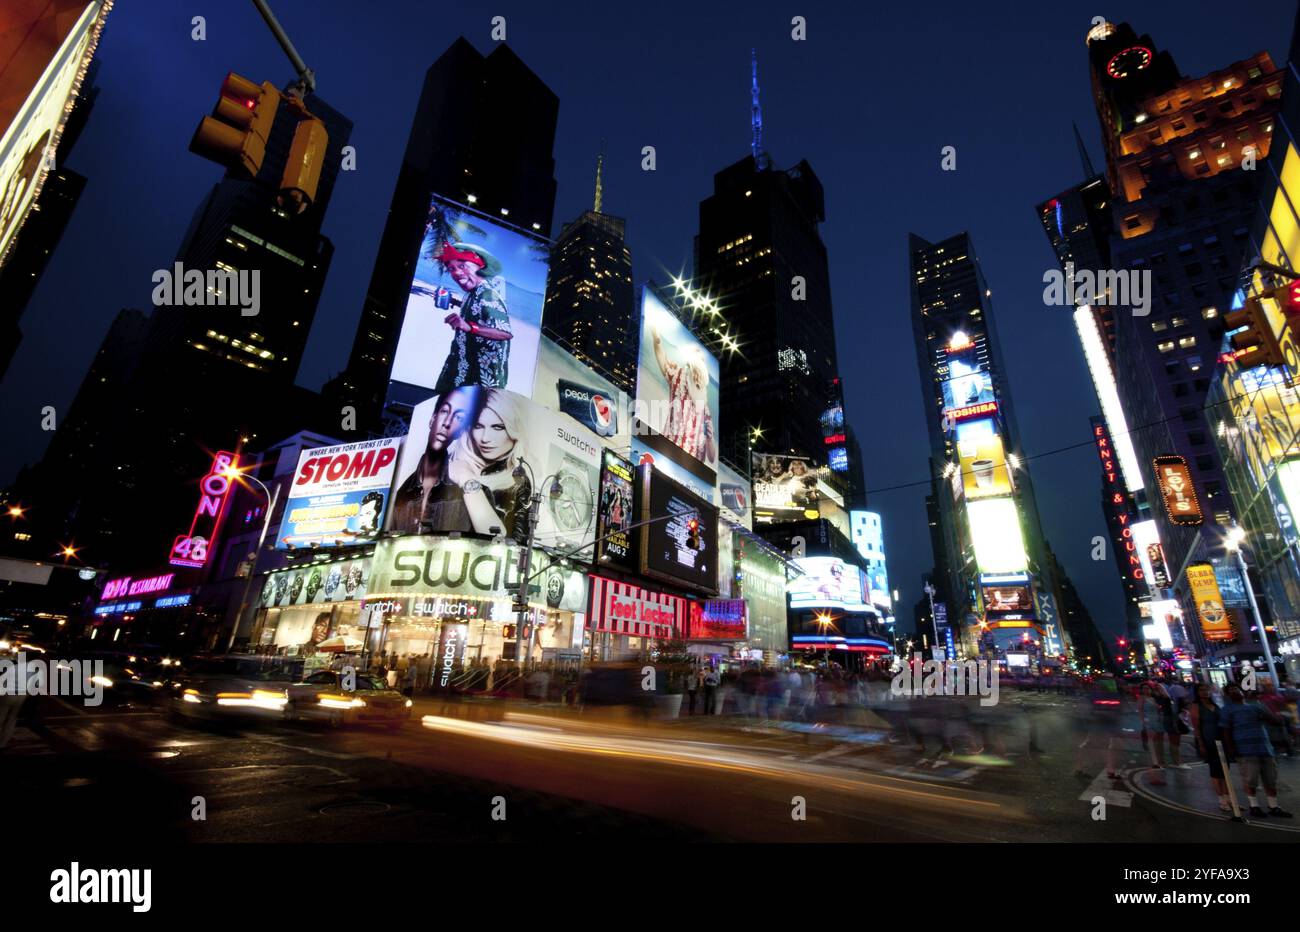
433 241 514 396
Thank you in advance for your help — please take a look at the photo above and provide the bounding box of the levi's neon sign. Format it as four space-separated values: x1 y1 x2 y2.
170 451 239 569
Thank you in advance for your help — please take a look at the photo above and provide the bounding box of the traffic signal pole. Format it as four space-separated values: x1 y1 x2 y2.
249 0 316 95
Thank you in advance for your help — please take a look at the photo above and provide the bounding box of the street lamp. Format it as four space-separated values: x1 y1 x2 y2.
923 581 941 657
224 464 281 652
1225 525 1280 686
512 467 564 669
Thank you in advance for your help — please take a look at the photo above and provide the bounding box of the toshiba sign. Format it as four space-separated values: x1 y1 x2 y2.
587 575 684 640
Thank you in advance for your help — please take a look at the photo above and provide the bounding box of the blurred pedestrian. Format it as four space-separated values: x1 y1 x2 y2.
702 665 720 715
1190 683 1232 813
1222 682 1292 818
685 663 700 715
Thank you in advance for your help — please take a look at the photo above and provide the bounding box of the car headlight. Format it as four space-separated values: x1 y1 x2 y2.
90 675 114 688
405 699 413 708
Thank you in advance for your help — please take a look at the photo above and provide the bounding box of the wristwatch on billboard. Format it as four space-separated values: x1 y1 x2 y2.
546 459 594 541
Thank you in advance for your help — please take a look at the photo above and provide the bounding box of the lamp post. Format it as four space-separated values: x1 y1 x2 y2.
1226 526 1280 686
923 581 941 658
225 467 280 653
512 467 564 670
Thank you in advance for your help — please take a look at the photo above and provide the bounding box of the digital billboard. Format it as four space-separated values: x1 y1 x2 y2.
752 452 820 522
637 464 718 594
595 450 635 570
532 334 630 452
955 418 1013 500
634 285 720 488
390 195 547 401
966 497 1028 575
278 439 401 549
387 388 600 558
787 557 871 612
630 436 713 504
942 354 995 412
717 459 752 529
687 599 747 641
982 584 1033 613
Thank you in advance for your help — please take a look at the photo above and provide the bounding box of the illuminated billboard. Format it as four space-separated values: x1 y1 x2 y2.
966 497 1028 575
1131 519 1170 590
1187 562 1233 642
631 436 712 504
1154 455 1204 527
717 459 752 529
0 2 109 268
942 355 995 411
387 388 600 557
637 464 718 594
751 452 820 522
531 334 630 452
788 557 871 612
955 418 1013 499
595 450 635 570
1076 306 1142 491
634 285 720 488
982 584 1033 613
278 439 400 548
390 194 547 400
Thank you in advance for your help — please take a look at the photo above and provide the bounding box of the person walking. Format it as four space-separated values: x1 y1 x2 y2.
1221 682 1293 818
1189 683 1232 813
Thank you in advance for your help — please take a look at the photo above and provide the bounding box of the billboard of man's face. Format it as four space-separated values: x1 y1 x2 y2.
429 386 479 454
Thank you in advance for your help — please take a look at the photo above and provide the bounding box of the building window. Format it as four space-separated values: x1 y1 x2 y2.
1157 340 1176 353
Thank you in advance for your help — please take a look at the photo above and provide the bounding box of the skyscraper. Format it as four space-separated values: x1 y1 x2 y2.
692 152 838 466
327 39 559 431
910 232 1068 660
1085 19 1281 657
541 155 637 394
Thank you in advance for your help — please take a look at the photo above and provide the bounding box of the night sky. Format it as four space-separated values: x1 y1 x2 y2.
2 0 1294 643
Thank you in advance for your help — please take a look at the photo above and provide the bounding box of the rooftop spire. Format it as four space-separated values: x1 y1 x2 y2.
593 141 604 214
751 48 767 169
1072 122 1096 179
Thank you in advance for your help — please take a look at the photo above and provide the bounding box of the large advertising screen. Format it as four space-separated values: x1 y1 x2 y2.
966 497 1028 575
595 450 635 570
955 418 1013 500
736 536 788 652
751 453 820 522
942 354 995 412
631 436 713 504
634 286 720 489
637 464 718 594
278 439 401 549
387 388 600 558
787 557 871 612
259 558 369 608
982 583 1033 614
532 334 630 452
389 194 547 400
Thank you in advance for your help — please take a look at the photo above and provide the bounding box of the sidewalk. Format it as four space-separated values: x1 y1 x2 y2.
1131 754 1300 828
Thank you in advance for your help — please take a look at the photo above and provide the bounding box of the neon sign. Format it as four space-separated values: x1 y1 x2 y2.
103 573 175 600
170 451 239 568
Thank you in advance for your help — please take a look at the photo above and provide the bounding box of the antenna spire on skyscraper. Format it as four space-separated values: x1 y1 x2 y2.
594 140 605 213
1072 122 1096 178
751 48 767 169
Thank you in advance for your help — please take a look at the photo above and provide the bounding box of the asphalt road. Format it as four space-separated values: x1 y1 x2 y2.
4 691 1294 843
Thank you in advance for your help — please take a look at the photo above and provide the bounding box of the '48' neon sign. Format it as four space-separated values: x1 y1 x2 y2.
170 451 239 569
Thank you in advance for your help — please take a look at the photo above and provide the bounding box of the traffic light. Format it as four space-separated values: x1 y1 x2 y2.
190 73 281 176
278 106 328 214
1223 295 1285 369
685 515 701 550
1276 278 1300 315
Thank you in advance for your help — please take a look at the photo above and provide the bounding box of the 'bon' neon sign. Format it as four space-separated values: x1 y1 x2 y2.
170 451 239 569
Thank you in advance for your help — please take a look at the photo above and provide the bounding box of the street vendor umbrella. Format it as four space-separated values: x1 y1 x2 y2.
315 635 364 653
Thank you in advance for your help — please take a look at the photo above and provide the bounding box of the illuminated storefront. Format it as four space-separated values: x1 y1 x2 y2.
249 555 373 675
365 536 588 669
